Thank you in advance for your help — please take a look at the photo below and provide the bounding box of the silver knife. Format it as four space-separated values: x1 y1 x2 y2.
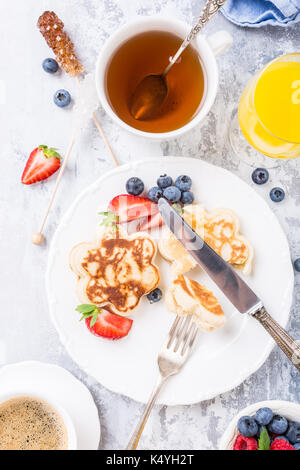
158 198 300 371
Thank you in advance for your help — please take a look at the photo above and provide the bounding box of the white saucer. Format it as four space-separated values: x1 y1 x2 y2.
0 361 100 450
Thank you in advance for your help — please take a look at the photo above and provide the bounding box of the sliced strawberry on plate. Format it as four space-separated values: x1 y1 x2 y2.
76 304 133 340
21 145 61 185
108 194 159 223
139 211 164 231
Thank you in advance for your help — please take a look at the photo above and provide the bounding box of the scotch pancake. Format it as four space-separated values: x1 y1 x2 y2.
159 204 253 276
69 227 160 316
166 275 226 332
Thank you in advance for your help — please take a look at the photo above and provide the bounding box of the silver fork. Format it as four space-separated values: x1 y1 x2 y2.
126 315 198 450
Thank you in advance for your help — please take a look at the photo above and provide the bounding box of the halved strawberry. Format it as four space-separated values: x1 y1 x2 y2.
21 145 61 185
76 304 133 340
108 194 159 223
139 211 164 231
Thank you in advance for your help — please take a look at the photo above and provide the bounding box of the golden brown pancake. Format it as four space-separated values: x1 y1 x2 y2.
166 275 226 332
159 204 253 276
70 228 160 315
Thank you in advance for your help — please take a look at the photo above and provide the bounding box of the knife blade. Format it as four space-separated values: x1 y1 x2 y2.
158 198 262 315
158 198 300 371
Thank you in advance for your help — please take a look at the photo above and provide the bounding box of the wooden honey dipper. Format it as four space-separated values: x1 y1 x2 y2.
32 11 119 245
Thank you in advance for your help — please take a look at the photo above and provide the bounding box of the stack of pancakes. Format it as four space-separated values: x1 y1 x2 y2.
160 204 253 331
159 204 253 277
69 204 253 332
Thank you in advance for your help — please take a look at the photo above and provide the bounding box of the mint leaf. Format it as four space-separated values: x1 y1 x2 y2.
89 312 98 327
258 427 270 450
99 211 119 232
75 304 101 326
75 304 97 314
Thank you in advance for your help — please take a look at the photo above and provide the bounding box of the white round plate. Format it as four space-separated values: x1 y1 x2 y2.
219 400 300 449
0 361 100 450
46 157 294 405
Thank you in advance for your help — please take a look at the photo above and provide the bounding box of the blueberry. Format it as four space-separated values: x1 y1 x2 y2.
42 58 59 74
147 288 162 304
294 258 300 272
157 174 173 189
148 186 163 203
53 89 71 108
163 186 181 203
126 177 144 196
294 443 300 450
251 168 269 185
268 415 288 435
175 175 192 192
285 422 300 444
237 416 258 437
270 187 285 203
255 407 273 426
180 191 194 205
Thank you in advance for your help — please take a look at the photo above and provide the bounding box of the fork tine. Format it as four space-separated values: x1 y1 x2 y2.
189 326 198 348
167 315 184 348
173 315 192 352
181 321 198 356
167 315 180 345
181 320 195 352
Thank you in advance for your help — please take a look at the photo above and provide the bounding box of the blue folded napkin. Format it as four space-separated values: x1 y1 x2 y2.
221 0 300 27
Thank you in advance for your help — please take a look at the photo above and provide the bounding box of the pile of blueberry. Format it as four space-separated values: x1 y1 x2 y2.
126 174 194 205
42 58 71 108
234 407 300 450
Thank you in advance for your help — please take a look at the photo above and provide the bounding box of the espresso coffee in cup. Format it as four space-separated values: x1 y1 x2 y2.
0 396 68 450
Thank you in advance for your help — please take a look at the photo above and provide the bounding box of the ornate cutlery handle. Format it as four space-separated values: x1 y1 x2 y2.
163 0 228 76
253 307 300 371
186 0 228 43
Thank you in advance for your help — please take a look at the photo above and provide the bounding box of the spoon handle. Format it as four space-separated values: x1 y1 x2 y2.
163 0 228 76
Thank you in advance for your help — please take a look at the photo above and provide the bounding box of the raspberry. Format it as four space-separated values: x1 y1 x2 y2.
270 438 295 450
233 434 258 450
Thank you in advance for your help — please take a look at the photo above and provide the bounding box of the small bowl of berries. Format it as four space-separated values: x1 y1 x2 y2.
219 400 300 451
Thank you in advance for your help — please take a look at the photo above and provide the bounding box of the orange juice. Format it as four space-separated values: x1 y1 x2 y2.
238 54 300 159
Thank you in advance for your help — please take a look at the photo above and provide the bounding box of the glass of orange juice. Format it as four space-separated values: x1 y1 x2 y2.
230 54 300 162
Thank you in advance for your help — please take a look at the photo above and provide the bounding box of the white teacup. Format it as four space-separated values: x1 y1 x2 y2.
0 392 77 450
95 16 232 140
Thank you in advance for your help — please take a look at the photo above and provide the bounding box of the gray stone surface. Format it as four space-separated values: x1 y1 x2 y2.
0 0 299 450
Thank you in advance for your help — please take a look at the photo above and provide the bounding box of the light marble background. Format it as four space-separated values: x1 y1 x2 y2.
1 0 300 450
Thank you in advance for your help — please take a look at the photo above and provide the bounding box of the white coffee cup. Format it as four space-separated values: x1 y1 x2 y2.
0 392 77 450
95 16 232 140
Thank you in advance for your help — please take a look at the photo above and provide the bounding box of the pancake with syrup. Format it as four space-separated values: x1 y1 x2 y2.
69 227 160 316
159 204 253 277
166 275 226 332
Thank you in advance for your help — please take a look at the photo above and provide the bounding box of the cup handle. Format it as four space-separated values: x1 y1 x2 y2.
207 30 233 57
